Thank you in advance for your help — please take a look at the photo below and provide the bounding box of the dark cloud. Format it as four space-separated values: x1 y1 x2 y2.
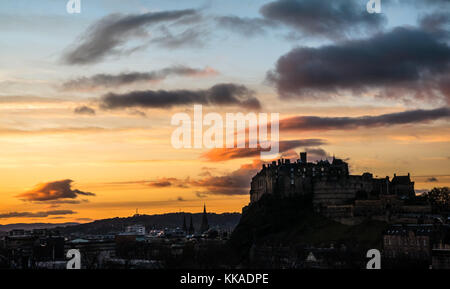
74 105 96 115
419 11 450 39
62 10 199 64
426 177 438 182
202 139 326 161
0 210 76 219
215 16 276 37
267 27 450 102
63 66 217 90
260 0 385 39
100 83 261 110
17 179 95 202
279 107 450 132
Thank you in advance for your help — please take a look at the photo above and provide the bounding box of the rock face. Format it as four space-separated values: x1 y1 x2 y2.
229 194 388 268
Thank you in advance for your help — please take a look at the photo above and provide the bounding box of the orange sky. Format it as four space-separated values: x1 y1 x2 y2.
1 0 449 225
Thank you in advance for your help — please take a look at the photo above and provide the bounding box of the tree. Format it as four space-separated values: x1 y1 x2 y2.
423 187 450 213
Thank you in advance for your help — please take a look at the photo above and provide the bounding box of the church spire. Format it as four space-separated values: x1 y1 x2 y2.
200 203 209 233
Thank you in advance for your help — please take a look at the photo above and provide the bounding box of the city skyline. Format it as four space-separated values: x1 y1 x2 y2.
1 0 450 224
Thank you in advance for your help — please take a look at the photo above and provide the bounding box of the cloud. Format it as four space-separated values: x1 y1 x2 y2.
419 11 450 39
124 160 264 196
76 218 93 222
63 66 217 90
426 177 438 182
100 83 261 110
74 105 96 115
17 179 95 202
260 0 385 39
267 26 450 103
62 10 199 64
195 191 208 198
151 25 207 49
202 139 326 161
148 177 178 188
215 16 277 37
279 107 450 132
191 166 258 195
0 210 76 219
189 160 265 195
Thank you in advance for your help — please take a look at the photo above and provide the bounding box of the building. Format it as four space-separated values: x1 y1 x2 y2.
383 224 432 260
432 249 450 269
125 224 146 235
383 223 450 266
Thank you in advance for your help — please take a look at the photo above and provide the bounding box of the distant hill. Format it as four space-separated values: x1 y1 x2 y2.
0 222 79 232
55 212 242 235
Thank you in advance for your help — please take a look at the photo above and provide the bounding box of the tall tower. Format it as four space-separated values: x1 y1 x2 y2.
200 204 209 233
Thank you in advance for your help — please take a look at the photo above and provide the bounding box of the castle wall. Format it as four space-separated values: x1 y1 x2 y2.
312 179 358 206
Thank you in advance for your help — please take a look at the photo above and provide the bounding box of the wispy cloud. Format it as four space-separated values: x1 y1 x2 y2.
279 107 450 131
62 10 201 65
0 210 76 219
63 66 217 90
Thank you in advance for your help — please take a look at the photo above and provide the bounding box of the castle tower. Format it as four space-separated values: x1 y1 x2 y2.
188 216 195 235
200 204 209 233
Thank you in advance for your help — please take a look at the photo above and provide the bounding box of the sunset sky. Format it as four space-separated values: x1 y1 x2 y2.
0 0 449 224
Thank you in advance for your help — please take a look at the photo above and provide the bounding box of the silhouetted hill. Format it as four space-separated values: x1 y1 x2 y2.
229 194 388 260
56 212 241 235
0 222 79 232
